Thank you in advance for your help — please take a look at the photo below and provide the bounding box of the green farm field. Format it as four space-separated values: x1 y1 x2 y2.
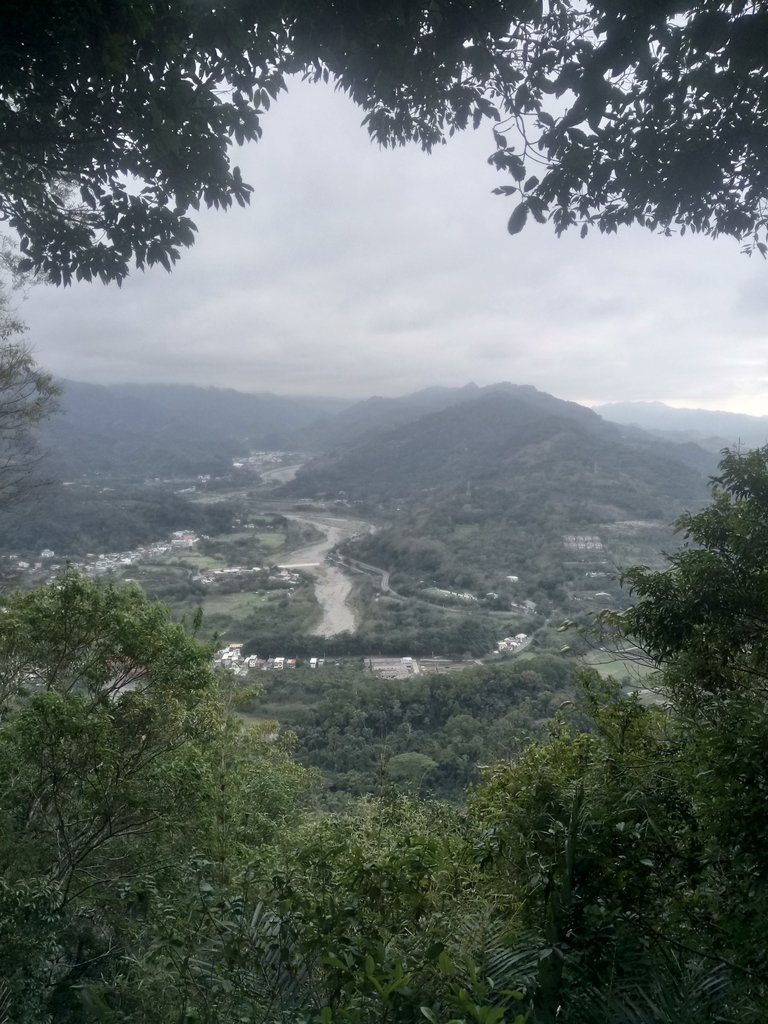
581 648 659 684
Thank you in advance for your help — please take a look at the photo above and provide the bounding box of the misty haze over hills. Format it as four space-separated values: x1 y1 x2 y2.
283 385 714 514
596 401 768 452
39 381 352 477
291 382 600 452
37 379 757 502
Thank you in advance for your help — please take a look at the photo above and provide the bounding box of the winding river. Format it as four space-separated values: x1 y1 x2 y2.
259 463 377 636
280 513 374 637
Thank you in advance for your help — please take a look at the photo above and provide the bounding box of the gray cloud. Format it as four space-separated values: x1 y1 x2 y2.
16 79 768 416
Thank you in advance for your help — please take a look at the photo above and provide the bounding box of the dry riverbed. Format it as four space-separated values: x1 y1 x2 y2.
281 514 374 637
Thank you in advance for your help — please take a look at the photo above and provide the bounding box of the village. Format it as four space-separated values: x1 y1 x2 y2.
3 530 202 581
2 525 307 590
214 643 325 674
213 630 531 678
193 564 302 587
7 530 201 579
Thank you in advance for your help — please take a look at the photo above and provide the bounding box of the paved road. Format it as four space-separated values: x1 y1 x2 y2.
338 555 395 595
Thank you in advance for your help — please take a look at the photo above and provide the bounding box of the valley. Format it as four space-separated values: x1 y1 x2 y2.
0 378 719 805
6 17 768 1016
0 380 718 683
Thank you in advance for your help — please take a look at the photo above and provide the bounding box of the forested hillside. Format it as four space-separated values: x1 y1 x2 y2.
291 382 549 452
285 388 715 613
38 381 350 478
0 480 240 558
286 388 713 507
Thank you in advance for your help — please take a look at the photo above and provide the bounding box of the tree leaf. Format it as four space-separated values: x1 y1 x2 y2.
507 203 528 235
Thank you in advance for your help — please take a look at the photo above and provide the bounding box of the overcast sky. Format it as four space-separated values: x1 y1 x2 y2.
17 79 768 416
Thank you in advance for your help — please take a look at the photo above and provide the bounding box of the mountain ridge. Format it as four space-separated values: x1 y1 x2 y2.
284 386 715 512
39 381 352 477
596 400 768 452
295 381 600 452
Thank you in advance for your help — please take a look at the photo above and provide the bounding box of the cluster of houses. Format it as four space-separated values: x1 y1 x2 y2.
214 648 482 679
6 530 201 580
495 633 529 653
194 566 301 587
214 643 326 674
8 548 56 572
563 534 605 552
421 586 478 603
75 530 200 578
231 451 287 470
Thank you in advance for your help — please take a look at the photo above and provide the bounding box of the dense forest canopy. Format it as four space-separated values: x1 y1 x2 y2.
0 284 58 498
4 0 768 283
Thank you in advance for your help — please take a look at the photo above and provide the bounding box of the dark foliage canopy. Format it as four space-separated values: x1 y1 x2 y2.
0 295 59 507
609 445 768 704
3 0 768 284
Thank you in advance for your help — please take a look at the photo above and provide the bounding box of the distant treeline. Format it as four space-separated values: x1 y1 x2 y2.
243 614 500 660
254 655 578 800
